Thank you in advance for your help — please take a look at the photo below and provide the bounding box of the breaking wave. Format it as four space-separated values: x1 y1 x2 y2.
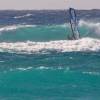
0 38 99 54
0 24 36 32
79 20 100 27
79 20 100 36
0 20 100 32
0 24 67 33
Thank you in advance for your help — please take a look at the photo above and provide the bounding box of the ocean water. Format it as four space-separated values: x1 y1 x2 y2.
0 10 100 100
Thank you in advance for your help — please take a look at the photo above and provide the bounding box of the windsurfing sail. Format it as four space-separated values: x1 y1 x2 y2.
69 8 80 39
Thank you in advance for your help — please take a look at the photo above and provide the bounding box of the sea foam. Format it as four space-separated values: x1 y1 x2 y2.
0 38 99 54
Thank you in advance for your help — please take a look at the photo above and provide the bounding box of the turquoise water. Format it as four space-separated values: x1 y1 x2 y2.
0 52 100 100
0 24 99 42
0 24 100 100
0 25 69 42
0 68 100 100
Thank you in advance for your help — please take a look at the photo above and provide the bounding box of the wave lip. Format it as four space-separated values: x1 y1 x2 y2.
0 38 99 54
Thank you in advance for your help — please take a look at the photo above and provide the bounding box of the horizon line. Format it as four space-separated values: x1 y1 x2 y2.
0 8 99 11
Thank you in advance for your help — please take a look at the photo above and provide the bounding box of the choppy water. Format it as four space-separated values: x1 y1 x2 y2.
0 10 100 100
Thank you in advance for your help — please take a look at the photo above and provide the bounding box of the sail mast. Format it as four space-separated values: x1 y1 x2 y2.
69 8 80 39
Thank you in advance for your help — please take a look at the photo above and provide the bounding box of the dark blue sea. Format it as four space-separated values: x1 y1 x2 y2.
0 10 100 100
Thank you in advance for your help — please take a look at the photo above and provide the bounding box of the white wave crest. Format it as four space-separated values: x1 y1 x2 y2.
14 14 32 19
79 20 100 27
82 71 100 76
0 38 99 54
79 20 100 35
0 25 36 32
16 67 33 71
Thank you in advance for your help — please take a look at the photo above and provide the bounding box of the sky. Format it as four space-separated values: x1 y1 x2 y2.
0 0 99 10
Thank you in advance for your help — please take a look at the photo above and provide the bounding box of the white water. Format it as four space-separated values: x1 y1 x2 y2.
0 38 99 54
0 25 36 32
0 20 100 32
13 14 32 19
79 20 100 35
